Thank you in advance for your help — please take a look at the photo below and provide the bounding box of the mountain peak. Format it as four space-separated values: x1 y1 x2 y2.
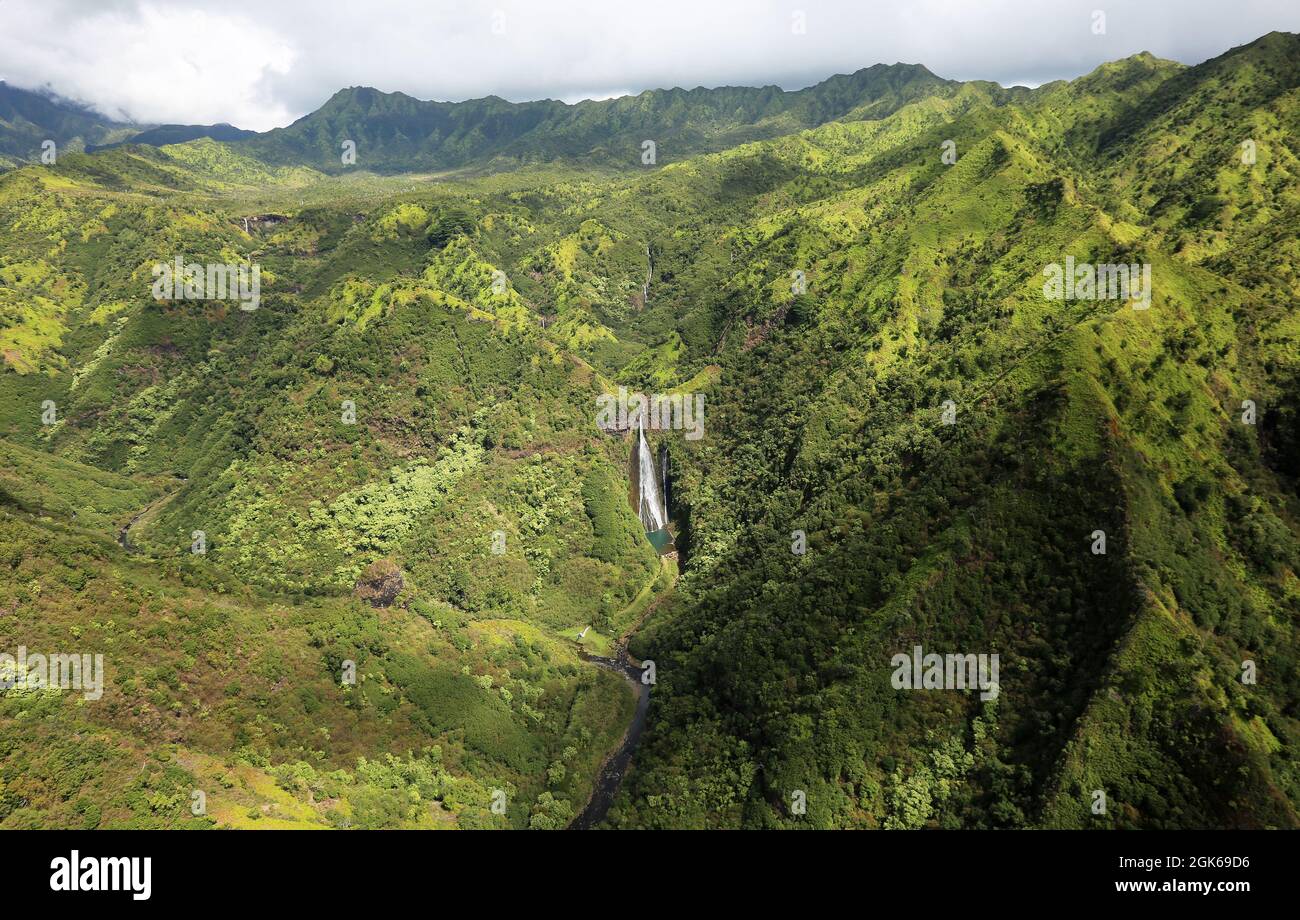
240 58 955 173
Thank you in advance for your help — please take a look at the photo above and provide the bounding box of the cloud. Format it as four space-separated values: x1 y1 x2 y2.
0 0 295 129
1 0 1297 131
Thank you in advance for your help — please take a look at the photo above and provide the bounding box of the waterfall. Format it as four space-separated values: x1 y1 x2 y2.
643 244 652 304
637 421 667 531
659 442 669 514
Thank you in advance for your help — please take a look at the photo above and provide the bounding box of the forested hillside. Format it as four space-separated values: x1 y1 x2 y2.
1 31 1298 829
0 82 140 169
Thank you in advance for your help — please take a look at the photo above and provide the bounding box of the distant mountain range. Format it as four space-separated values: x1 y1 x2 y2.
238 63 956 171
87 122 258 153
0 62 959 172
13 36 1299 177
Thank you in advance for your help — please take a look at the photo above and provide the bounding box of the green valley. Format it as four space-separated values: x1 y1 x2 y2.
1 24 1299 833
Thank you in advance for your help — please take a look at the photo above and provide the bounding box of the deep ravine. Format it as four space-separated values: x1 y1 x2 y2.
570 556 675 829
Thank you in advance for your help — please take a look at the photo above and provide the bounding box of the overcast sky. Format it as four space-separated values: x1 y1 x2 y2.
1 0 1297 131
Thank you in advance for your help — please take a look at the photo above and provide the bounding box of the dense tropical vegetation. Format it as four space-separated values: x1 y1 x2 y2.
1 31 1298 828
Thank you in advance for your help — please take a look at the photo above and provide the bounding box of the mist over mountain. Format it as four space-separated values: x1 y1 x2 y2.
0 62 955 173
0 81 140 168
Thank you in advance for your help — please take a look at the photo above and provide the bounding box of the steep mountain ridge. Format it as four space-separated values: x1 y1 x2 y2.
237 62 957 172
0 62 958 173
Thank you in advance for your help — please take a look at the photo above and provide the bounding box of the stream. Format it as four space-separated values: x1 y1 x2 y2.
115 470 655 829
117 500 157 552
570 641 652 830
117 478 185 552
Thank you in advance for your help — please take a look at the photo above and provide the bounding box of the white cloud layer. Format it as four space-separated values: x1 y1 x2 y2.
1 0 1297 131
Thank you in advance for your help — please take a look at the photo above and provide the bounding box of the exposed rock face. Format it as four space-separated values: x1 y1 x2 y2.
353 559 404 608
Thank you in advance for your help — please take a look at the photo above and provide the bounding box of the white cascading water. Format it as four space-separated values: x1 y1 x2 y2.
659 442 668 514
643 245 651 303
637 421 667 531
